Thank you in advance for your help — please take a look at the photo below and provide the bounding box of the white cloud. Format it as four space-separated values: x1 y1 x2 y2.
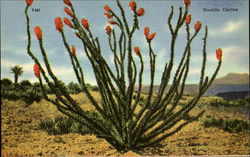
210 20 244 36
222 21 243 34
1 59 16 68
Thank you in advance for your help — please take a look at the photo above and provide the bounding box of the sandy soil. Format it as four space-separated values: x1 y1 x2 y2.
1 98 249 156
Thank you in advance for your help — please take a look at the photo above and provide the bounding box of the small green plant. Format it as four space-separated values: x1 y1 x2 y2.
202 117 249 133
22 88 43 104
39 117 91 135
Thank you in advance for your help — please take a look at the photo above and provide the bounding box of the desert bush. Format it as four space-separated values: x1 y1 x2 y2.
202 117 249 133
22 88 43 104
1 78 13 86
1 90 21 100
25 0 222 151
20 80 32 87
33 82 41 88
67 82 82 94
39 117 91 135
1 86 42 105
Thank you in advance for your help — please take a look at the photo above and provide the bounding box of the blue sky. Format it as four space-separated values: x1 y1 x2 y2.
1 0 249 85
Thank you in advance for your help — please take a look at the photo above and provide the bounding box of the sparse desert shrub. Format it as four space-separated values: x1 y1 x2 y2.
54 117 75 134
25 0 222 151
20 80 32 87
39 117 91 135
1 86 43 105
39 118 56 135
67 82 82 94
202 117 249 133
22 88 43 104
208 97 250 108
1 90 21 100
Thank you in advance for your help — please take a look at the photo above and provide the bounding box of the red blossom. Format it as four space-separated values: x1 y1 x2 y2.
106 25 112 35
33 64 40 78
104 5 112 12
71 45 76 57
63 0 72 6
148 32 156 41
144 27 156 41
129 1 137 11
134 46 140 56
185 14 191 24
64 7 72 16
144 27 150 38
108 21 118 25
216 48 222 61
82 18 89 30
25 0 33 6
184 0 191 7
64 18 74 28
55 17 63 32
34 26 42 40
194 21 202 32
137 8 145 16
104 13 113 19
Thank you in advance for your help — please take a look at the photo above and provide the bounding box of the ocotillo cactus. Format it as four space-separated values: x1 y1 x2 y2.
24 0 222 151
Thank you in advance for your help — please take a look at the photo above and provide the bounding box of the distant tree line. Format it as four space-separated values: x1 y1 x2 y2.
1 78 98 105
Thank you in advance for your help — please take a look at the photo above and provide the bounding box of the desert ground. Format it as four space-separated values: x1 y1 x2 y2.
1 93 249 156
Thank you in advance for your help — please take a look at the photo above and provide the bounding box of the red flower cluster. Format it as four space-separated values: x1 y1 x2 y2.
185 14 191 24
34 26 42 40
108 21 118 25
194 21 202 32
104 13 113 19
129 1 136 11
64 7 72 17
184 0 191 7
104 5 112 12
216 48 222 61
64 18 74 28
55 17 63 32
134 46 140 56
71 45 76 57
63 0 72 6
106 25 112 35
25 0 33 6
129 1 145 17
33 64 40 78
144 27 156 41
82 18 89 30
137 8 145 16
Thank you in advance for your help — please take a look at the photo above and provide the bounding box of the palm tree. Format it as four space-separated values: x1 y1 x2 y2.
10 65 23 88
